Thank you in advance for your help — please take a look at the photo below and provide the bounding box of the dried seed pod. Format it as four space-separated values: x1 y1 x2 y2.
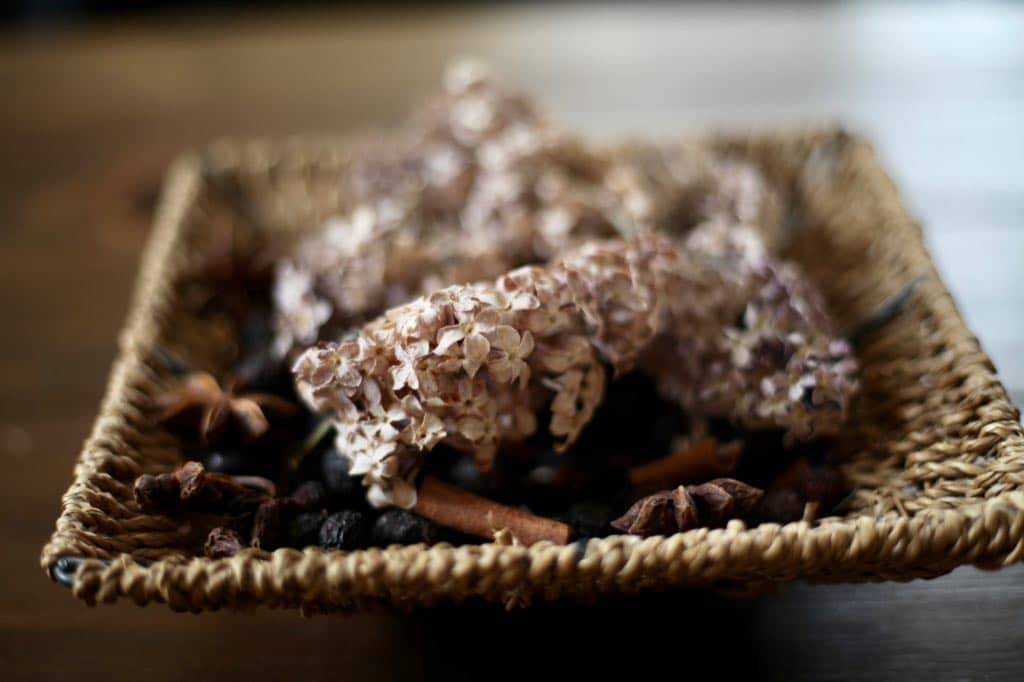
156 371 298 447
133 462 272 516
687 478 764 527
611 487 699 536
133 473 181 515
612 478 763 537
204 527 246 559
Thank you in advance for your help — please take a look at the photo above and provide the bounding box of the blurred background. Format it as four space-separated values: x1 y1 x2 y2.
2 2 1022 680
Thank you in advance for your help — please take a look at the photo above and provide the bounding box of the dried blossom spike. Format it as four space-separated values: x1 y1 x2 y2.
295 229 855 508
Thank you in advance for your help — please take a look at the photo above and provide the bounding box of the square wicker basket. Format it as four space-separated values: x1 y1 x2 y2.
41 129 1024 613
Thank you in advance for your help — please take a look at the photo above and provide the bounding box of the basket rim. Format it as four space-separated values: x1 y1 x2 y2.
41 128 1024 612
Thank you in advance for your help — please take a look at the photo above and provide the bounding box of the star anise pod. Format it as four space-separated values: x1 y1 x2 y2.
157 371 297 447
181 196 278 317
611 478 763 537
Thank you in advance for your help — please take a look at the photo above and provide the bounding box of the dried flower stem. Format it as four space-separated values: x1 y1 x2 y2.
627 438 741 498
414 476 573 545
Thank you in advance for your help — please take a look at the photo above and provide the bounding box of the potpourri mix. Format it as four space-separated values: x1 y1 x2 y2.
138 62 859 555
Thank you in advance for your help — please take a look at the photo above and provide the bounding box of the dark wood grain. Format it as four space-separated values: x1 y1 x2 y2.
2 4 1022 680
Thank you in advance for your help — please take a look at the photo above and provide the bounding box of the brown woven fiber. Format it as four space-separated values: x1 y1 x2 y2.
41 129 1024 613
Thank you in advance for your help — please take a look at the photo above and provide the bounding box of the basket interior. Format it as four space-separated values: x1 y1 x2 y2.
43 130 1024 586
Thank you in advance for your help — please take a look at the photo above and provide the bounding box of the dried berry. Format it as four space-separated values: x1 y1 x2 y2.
756 488 805 524
286 510 329 548
204 527 245 559
251 498 300 550
318 511 370 550
133 473 180 515
290 480 328 510
371 509 440 546
321 449 360 504
446 455 487 495
202 450 248 475
234 347 292 395
565 500 616 538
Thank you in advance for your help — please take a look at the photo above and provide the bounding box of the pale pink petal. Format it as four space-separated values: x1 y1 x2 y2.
435 326 466 354
462 332 491 377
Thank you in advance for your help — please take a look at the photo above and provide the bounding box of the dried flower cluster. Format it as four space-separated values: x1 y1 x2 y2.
294 226 857 507
272 60 784 356
638 219 859 439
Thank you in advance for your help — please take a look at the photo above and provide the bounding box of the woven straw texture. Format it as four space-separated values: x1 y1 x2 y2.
41 129 1024 613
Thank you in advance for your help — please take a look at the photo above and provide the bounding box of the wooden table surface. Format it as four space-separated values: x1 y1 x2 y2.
2 4 1022 680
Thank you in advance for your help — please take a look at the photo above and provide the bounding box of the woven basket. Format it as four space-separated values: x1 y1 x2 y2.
41 129 1024 613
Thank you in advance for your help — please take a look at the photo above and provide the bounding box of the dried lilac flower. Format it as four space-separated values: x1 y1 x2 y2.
271 61 785 356
638 220 858 439
294 229 857 507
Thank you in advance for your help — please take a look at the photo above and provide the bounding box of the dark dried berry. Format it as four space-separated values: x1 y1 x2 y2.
371 510 439 546
565 500 616 538
133 473 180 514
318 511 370 550
569 465 630 508
800 464 846 509
291 481 328 510
252 498 298 550
321 449 359 503
205 526 245 559
239 310 275 352
234 348 292 395
756 488 805 524
448 455 486 494
286 510 329 548
203 450 248 475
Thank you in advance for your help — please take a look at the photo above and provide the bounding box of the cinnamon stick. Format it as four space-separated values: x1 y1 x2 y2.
627 438 740 498
414 476 573 545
